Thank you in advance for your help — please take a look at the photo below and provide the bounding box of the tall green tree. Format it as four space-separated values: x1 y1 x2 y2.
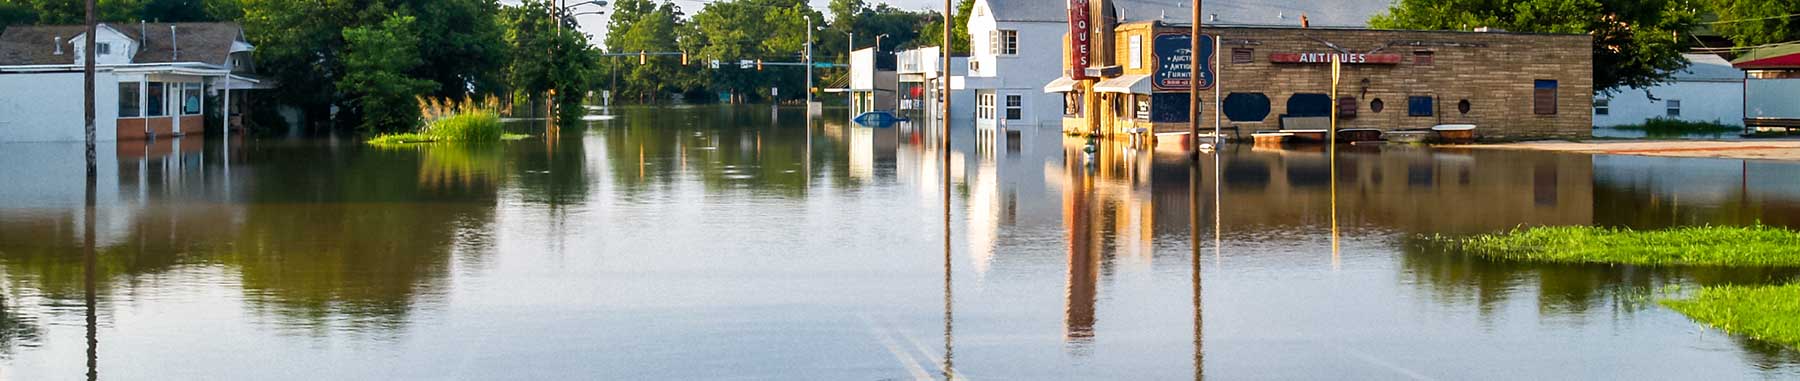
917 0 972 53
1703 0 1800 46
503 0 596 120
338 14 436 132
1371 0 1697 94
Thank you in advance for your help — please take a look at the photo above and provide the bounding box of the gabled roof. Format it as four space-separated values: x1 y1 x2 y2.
980 0 1388 27
1732 43 1800 69
0 22 246 66
1677 53 1742 81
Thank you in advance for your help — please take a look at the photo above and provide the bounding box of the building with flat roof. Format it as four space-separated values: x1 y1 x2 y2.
1050 7 1594 141
1733 44 1800 131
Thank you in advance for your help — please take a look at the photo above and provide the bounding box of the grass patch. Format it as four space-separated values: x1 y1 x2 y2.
1612 117 1741 133
1448 225 1800 266
367 96 521 145
1663 283 1800 349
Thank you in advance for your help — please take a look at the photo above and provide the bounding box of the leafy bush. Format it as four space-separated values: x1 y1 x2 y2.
425 111 504 142
1615 117 1740 133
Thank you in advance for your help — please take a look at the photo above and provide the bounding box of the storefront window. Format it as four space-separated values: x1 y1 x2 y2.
1285 93 1332 117
1151 93 1189 123
118 82 141 117
1223 93 1270 122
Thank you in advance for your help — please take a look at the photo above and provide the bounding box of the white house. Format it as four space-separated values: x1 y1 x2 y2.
970 0 1391 132
1594 53 1745 127
845 47 898 116
0 22 267 142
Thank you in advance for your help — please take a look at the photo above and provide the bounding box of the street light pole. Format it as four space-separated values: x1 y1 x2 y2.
806 17 814 111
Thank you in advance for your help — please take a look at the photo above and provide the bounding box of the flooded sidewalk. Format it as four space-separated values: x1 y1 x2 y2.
1476 139 1800 161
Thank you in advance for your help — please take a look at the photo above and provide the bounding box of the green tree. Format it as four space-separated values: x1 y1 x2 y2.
1703 0 1800 46
917 0 972 53
1371 0 1697 94
0 2 36 31
338 14 436 132
503 0 597 119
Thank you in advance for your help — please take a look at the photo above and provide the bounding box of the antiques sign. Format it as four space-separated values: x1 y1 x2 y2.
1152 33 1214 91
1269 52 1404 65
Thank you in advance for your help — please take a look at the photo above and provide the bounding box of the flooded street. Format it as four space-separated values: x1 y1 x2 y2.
2 106 1799 379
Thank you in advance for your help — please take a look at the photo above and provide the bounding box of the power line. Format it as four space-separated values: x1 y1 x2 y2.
1705 13 1800 25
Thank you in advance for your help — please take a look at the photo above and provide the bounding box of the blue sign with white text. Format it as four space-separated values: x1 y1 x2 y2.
1153 34 1214 91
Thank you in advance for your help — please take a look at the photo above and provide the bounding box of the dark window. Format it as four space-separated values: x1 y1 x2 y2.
1414 51 1434 66
1151 93 1191 123
1457 99 1471 115
1666 100 1682 117
1005 95 1023 120
1595 98 1610 115
1408 96 1434 117
1338 96 1358 118
146 82 166 117
1232 48 1254 64
1223 93 1271 122
118 82 140 117
1370 98 1385 113
1534 80 1558 115
1285 93 1332 117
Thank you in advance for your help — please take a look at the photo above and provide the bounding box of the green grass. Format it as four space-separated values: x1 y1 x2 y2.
367 111 521 145
1663 283 1800 349
1449 225 1800 266
1612 117 1741 133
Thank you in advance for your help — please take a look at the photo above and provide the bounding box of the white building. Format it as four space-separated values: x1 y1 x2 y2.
896 46 973 125
0 22 267 142
1594 53 1745 127
845 47 897 116
969 0 1391 132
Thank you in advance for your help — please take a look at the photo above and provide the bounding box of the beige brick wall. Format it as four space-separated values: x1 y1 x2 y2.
1066 23 1595 140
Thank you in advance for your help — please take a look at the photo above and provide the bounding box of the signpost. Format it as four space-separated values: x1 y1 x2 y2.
1153 34 1214 91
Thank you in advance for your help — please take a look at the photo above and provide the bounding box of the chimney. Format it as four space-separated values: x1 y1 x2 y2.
54 36 63 55
171 25 179 60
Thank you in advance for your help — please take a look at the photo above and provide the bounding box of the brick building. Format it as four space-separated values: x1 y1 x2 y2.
1050 18 1594 141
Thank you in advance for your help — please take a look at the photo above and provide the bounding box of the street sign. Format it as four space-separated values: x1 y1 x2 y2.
1153 33 1214 91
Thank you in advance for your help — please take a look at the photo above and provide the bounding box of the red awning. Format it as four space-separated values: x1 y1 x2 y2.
1733 44 1800 69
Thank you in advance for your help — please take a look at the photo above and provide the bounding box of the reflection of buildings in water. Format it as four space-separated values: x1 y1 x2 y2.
1056 138 1175 350
1215 146 1595 234
1593 156 1800 228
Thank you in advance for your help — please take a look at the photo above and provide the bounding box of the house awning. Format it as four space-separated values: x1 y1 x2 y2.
1094 74 1151 95
1042 76 1077 93
1733 44 1800 69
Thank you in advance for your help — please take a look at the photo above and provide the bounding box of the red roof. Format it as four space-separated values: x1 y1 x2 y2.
1732 44 1800 69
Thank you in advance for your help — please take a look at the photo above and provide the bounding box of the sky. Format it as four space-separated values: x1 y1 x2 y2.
507 0 944 49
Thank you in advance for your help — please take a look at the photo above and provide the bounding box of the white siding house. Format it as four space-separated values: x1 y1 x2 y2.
1594 54 1745 127
0 22 266 142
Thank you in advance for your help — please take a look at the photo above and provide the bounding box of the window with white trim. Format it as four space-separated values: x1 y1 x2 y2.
96 42 111 55
1128 35 1143 69
1594 98 1610 116
1005 95 1023 120
989 30 1017 55
1666 99 1681 117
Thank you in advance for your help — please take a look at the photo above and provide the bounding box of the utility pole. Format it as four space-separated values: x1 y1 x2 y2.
1189 0 1202 156
942 0 951 133
82 0 99 378
83 0 96 179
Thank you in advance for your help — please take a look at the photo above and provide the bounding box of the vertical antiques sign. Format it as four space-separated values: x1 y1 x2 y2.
1152 33 1214 91
1068 0 1092 79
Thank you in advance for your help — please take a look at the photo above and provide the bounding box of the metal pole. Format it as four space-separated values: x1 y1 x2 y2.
806 17 814 110
1189 0 1202 156
942 0 952 134
1213 35 1221 145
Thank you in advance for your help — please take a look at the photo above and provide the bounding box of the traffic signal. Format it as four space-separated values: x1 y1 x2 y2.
639 51 646 65
756 59 763 71
680 51 689 66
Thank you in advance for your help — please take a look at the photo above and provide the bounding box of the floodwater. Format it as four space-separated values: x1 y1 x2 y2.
2 106 1799 379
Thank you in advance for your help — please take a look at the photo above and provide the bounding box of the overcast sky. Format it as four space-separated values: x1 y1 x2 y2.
511 0 946 49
